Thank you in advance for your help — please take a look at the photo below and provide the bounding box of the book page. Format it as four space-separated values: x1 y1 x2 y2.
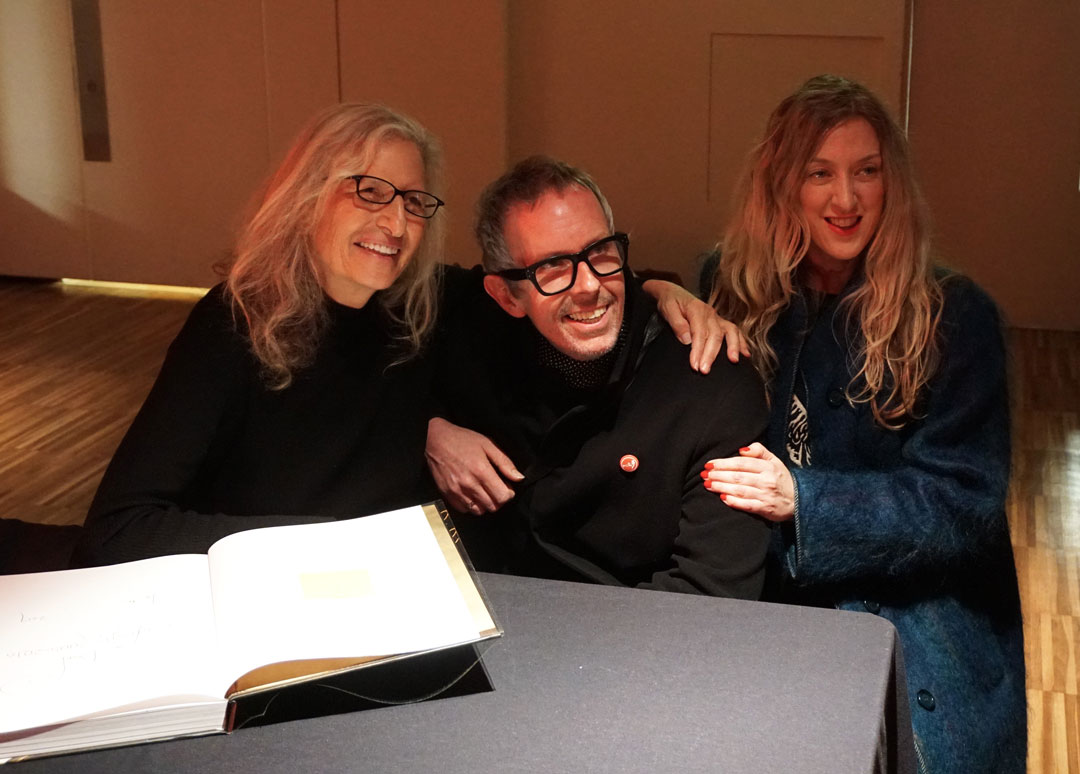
206 506 485 681
0 555 224 733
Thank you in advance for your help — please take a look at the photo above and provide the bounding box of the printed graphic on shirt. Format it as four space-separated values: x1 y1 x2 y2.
786 393 811 468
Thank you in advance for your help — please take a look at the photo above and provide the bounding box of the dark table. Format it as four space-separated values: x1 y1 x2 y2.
17 573 914 773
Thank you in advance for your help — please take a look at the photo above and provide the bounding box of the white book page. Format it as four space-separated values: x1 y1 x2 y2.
207 507 482 681
0 555 223 733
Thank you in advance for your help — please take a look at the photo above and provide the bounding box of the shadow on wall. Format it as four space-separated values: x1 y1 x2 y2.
0 185 89 279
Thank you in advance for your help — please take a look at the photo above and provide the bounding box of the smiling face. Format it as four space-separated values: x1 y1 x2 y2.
798 117 885 292
483 184 625 361
312 137 428 308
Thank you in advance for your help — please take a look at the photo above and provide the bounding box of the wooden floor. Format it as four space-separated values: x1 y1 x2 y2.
1 277 1077 771
0 278 198 526
1011 327 1080 773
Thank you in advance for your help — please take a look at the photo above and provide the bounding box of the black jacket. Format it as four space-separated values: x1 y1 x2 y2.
437 270 770 598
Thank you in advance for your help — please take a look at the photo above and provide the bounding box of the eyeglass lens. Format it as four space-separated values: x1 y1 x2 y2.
534 238 625 294
353 176 440 218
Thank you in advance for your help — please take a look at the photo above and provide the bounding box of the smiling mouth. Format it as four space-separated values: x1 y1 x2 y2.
566 306 608 324
825 216 861 234
355 241 400 256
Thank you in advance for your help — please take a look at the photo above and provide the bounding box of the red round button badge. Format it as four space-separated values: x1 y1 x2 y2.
619 454 639 473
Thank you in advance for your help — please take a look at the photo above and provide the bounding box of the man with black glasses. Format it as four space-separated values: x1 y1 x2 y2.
429 156 770 598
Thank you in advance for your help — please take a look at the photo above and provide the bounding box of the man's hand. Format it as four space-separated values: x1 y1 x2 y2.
425 417 524 514
701 442 795 522
641 279 749 373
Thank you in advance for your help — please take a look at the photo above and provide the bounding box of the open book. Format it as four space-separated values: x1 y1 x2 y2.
0 503 500 762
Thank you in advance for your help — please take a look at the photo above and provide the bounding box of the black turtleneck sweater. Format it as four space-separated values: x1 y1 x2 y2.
73 284 436 567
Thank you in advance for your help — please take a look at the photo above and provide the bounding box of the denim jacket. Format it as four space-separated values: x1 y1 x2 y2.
767 273 1025 773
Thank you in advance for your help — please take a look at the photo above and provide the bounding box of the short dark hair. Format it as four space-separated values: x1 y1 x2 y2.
474 155 614 272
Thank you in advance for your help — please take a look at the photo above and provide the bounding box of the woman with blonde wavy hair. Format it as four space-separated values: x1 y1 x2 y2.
701 75 1024 772
75 102 450 565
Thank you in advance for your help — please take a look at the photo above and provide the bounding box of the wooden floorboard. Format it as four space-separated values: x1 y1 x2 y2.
0 277 1077 771
0 278 198 525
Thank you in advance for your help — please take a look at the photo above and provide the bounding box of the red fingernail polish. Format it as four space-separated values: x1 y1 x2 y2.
699 471 708 479
739 447 750 453
704 461 715 470
719 493 728 501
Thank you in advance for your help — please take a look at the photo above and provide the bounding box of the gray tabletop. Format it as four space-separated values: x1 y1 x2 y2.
17 573 914 773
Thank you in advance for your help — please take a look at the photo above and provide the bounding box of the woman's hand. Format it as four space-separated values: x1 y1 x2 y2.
425 417 524 514
701 442 796 522
641 279 749 373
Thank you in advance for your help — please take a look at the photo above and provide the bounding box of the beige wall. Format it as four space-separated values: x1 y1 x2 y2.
0 0 338 288
508 0 908 290
908 1 1080 330
1 1 1075 328
336 0 507 266
0 1 91 279
84 1 269 286
262 0 340 162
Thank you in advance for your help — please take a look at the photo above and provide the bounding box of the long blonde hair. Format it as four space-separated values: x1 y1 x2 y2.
710 75 942 428
223 103 445 389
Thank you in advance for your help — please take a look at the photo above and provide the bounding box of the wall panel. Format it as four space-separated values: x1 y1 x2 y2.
509 0 909 283
0 0 91 279
262 0 340 162
83 0 270 286
337 0 508 266
909 1 1080 330
0 0 339 287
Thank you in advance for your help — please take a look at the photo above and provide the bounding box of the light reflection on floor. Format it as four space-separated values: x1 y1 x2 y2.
1008 329 1080 772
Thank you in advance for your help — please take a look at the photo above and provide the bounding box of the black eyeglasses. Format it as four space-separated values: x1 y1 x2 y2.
490 233 630 296
346 175 444 219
